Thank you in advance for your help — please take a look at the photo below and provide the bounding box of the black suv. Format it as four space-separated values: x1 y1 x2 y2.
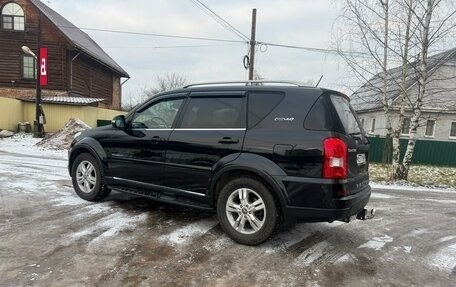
69 81 370 245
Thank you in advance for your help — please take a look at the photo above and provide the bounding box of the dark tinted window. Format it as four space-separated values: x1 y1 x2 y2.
330 94 362 135
248 93 284 128
304 95 333 130
181 97 245 128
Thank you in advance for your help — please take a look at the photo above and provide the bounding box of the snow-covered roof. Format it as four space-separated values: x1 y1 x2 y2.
20 95 105 106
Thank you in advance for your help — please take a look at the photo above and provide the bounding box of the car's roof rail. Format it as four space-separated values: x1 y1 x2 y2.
183 80 307 88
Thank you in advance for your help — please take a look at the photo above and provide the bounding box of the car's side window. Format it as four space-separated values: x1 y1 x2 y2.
131 98 184 129
180 97 246 129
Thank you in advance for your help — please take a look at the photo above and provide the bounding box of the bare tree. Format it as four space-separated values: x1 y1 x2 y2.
145 73 190 98
335 0 456 180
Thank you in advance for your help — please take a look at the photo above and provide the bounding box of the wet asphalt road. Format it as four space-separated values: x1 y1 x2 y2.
0 149 455 287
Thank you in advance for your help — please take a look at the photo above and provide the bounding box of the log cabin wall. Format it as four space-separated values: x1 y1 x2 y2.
0 0 124 110
70 54 114 107
0 0 69 91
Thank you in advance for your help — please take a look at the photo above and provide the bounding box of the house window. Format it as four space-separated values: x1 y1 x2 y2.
22 55 36 79
424 120 435 137
450 122 456 138
402 118 411 135
370 118 376 133
361 118 365 128
1 3 25 31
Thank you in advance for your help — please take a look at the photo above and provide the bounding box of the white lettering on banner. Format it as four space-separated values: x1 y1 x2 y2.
40 59 47 76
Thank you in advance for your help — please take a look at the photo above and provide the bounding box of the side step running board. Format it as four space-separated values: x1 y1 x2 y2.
109 185 215 211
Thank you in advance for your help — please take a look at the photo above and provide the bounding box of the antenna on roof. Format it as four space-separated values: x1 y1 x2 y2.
315 75 323 87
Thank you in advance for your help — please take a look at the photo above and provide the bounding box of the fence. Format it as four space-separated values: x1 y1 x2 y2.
0 97 125 133
368 136 456 166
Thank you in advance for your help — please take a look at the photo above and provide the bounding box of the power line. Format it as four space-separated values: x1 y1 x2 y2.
104 43 241 49
188 0 250 42
59 24 378 58
257 41 368 56
58 26 248 44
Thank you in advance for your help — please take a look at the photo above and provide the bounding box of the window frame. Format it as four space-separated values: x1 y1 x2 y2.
369 118 376 134
401 117 411 136
424 119 436 138
449 121 456 139
22 55 36 80
1 2 25 31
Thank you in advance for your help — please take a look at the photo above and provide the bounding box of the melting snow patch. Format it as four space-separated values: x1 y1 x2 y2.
335 253 356 264
358 235 393 251
83 204 113 215
370 193 396 199
403 246 412 253
429 243 456 274
159 218 218 246
203 236 232 252
422 199 456 205
371 182 456 193
66 211 148 245
294 241 332 267
51 195 88 207
436 235 456 244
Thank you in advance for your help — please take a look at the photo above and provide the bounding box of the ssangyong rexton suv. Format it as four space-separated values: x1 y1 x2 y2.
69 81 371 245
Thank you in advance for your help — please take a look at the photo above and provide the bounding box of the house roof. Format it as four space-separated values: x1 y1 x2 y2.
20 95 105 106
350 48 456 112
29 0 129 78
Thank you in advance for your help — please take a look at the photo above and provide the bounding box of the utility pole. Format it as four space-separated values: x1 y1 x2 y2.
35 11 43 137
248 8 257 80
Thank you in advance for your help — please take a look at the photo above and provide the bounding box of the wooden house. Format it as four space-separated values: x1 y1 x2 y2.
0 0 129 110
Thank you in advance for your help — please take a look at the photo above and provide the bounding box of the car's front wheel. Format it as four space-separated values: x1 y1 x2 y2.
217 177 279 245
71 153 111 201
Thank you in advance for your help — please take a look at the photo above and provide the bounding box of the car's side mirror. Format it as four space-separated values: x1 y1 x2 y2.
112 115 126 129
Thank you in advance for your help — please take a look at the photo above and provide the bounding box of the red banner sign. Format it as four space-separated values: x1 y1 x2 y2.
39 47 48 86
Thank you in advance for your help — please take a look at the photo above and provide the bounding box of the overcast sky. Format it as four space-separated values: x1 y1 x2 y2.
47 0 351 104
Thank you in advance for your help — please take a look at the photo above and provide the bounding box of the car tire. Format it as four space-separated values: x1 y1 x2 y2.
71 153 111 201
217 176 279 245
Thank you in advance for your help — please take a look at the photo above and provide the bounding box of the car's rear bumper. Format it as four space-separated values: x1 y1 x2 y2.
284 185 370 223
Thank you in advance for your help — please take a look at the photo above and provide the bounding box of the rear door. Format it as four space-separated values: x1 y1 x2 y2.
329 94 370 193
165 92 247 194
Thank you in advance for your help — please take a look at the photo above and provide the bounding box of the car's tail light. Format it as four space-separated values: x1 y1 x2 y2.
323 138 347 179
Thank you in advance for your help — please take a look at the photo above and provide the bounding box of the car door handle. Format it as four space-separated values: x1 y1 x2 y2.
151 136 164 143
218 137 239 144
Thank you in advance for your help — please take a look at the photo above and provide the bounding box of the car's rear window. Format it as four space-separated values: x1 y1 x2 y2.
330 94 362 135
304 94 333 130
248 92 284 128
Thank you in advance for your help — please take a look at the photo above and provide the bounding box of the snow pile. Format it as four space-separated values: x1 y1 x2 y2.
36 118 90 150
0 130 14 138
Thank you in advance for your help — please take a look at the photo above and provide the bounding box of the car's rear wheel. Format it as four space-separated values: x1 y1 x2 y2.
217 176 278 245
71 153 111 201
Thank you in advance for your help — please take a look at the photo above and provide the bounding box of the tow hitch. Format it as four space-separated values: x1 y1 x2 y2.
341 208 375 223
356 208 375 220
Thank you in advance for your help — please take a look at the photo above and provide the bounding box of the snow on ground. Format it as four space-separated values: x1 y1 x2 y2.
158 218 219 246
0 134 67 159
2 135 456 286
370 182 456 193
429 243 456 274
358 235 394 251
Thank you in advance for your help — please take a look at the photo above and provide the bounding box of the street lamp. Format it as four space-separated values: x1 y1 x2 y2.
21 45 44 137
